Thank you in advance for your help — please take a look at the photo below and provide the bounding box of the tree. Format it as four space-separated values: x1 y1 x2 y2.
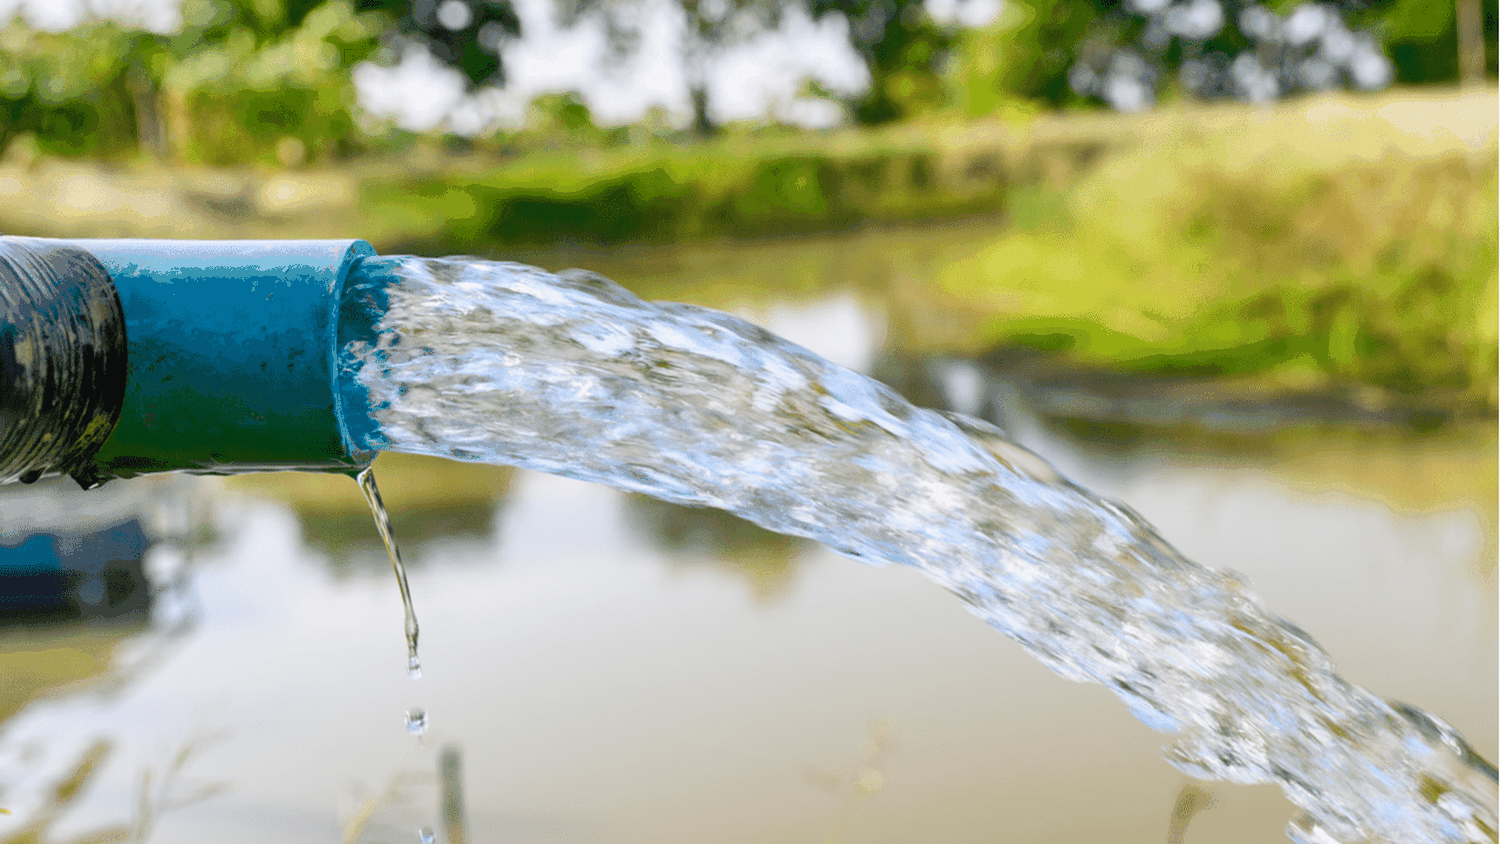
559 0 785 135
0 0 526 162
356 0 522 87
561 0 956 133
971 0 1497 113
806 0 955 124
1375 0 1498 86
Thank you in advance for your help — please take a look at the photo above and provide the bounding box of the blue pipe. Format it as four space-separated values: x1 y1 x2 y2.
0 237 378 488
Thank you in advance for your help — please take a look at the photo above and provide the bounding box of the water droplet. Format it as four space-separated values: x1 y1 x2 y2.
406 707 428 736
408 654 422 679
418 826 436 844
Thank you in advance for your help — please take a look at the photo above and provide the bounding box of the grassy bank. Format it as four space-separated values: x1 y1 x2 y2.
918 90 1498 421
355 126 1103 253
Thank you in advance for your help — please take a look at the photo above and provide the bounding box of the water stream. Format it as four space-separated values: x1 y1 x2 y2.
337 254 1496 844
356 466 422 679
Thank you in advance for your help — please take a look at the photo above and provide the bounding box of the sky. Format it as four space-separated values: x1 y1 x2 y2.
0 0 1001 133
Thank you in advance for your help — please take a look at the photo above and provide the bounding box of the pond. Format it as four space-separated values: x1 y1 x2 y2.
0 227 1494 844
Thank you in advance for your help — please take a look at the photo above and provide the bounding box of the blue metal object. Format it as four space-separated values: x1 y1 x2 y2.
0 518 152 621
0 533 69 616
0 237 379 484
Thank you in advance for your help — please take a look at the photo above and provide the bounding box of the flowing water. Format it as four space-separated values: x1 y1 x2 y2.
336 254 1497 844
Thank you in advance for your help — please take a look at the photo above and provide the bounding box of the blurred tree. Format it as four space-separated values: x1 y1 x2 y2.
965 0 1497 113
1373 0 1497 86
1452 0 1489 85
950 0 1111 109
356 0 521 87
0 0 524 163
562 0 956 132
159 0 390 163
807 0 956 124
558 0 787 136
518 89 626 146
0 20 145 158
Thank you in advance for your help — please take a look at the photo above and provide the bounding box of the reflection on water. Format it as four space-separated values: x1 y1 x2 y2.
624 494 813 602
0 520 151 625
0 435 1491 843
0 477 170 628
0 269 1492 843
230 453 515 569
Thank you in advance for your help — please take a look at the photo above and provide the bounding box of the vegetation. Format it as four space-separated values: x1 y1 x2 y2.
358 136 1010 250
934 121 1498 418
1 0 1493 165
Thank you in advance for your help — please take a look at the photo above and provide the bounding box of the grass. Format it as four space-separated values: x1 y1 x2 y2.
925 87 1498 419
356 139 1012 253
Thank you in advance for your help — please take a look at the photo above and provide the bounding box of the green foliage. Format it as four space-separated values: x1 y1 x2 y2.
0 0 390 164
358 136 1007 252
355 0 521 88
967 0 1108 108
727 157 848 231
1375 0 1499 85
940 141 1498 412
0 21 146 157
808 0 957 123
162 0 386 164
943 0 1497 114
1377 0 1455 41
523 92 603 140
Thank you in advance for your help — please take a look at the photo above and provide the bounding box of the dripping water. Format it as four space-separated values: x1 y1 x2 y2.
356 466 422 679
405 706 429 750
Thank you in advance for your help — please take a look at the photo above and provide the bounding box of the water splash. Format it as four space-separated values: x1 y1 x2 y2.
418 826 436 844
339 255 1498 844
355 466 421 678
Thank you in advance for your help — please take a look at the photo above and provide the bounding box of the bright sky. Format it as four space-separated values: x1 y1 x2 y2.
0 0 1000 133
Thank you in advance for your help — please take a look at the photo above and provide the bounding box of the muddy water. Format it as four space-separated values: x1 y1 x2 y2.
0 235 1492 844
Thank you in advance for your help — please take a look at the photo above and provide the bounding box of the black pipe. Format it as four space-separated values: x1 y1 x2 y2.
0 238 126 489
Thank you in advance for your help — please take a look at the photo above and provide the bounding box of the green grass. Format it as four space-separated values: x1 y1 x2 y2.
358 142 1009 252
928 90 1498 417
